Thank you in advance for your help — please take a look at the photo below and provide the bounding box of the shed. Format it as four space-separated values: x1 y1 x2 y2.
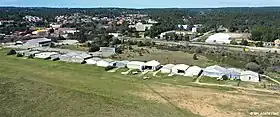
24 51 41 57
202 65 228 78
184 66 203 77
144 60 161 71
227 68 243 79
49 54 61 61
34 52 58 59
115 60 130 68
96 59 116 67
126 61 145 70
240 71 260 82
85 57 101 65
16 50 30 56
172 64 190 75
160 64 175 74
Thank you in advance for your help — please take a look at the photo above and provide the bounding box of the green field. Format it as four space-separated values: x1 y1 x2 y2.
0 49 199 117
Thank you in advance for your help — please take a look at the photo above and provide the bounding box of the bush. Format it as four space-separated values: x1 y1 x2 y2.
240 39 248 46
137 41 144 47
7 49 16 55
16 53 23 57
230 40 238 45
245 62 260 72
193 54 198 60
255 41 264 47
222 75 228 80
89 45 100 52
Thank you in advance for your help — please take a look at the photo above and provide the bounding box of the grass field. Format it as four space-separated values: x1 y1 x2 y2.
116 46 215 68
1 48 280 117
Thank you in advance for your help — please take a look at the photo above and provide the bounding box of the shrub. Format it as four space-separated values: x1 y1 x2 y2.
245 62 260 72
7 49 16 55
193 54 198 60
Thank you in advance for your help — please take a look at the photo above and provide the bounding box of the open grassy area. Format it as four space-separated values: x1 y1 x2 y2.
1 48 280 117
117 46 215 68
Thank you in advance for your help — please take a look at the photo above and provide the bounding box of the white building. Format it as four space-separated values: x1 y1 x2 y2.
172 64 190 75
177 25 188 30
202 65 228 78
205 33 232 44
126 61 145 70
108 33 122 38
96 59 116 67
85 57 101 65
144 60 161 71
23 38 52 48
115 60 130 68
34 52 58 59
184 66 202 77
160 64 175 74
240 71 260 82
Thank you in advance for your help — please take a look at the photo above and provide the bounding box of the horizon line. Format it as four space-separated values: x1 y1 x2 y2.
1 5 280 9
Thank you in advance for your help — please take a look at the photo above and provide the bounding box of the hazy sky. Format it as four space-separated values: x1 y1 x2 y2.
1 0 279 8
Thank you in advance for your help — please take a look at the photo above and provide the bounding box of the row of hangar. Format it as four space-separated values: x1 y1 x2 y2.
14 50 260 82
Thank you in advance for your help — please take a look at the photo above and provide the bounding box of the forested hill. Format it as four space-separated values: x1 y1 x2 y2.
1 7 280 41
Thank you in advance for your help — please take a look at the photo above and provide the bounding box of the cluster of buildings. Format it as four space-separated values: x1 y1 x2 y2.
9 39 260 83
23 15 44 22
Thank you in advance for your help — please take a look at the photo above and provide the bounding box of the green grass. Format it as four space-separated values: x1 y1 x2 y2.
267 72 280 82
0 49 200 117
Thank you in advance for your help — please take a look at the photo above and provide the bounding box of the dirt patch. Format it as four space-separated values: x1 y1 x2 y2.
130 84 280 117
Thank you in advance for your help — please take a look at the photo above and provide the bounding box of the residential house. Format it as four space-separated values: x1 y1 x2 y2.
96 59 116 67
144 60 161 71
240 71 260 82
172 64 190 75
177 25 188 30
184 66 203 77
202 65 228 78
160 64 175 74
126 61 145 71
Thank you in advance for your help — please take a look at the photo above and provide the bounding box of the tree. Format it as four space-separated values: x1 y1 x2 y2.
137 41 144 47
255 41 264 47
230 40 238 45
240 39 248 46
245 62 260 72
89 45 100 52
7 49 16 55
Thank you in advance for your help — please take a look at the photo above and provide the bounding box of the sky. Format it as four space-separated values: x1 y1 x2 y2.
1 0 280 8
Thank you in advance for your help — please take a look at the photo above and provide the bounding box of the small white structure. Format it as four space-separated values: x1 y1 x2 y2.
240 71 260 82
24 51 41 57
49 54 61 60
172 64 190 75
202 65 228 78
184 66 202 77
126 61 145 70
144 60 161 71
108 33 122 38
205 33 232 44
23 38 52 48
227 68 243 79
85 57 101 65
115 60 130 68
70 55 84 63
160 64 175 74
96 59 116 67
34 52 58 59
